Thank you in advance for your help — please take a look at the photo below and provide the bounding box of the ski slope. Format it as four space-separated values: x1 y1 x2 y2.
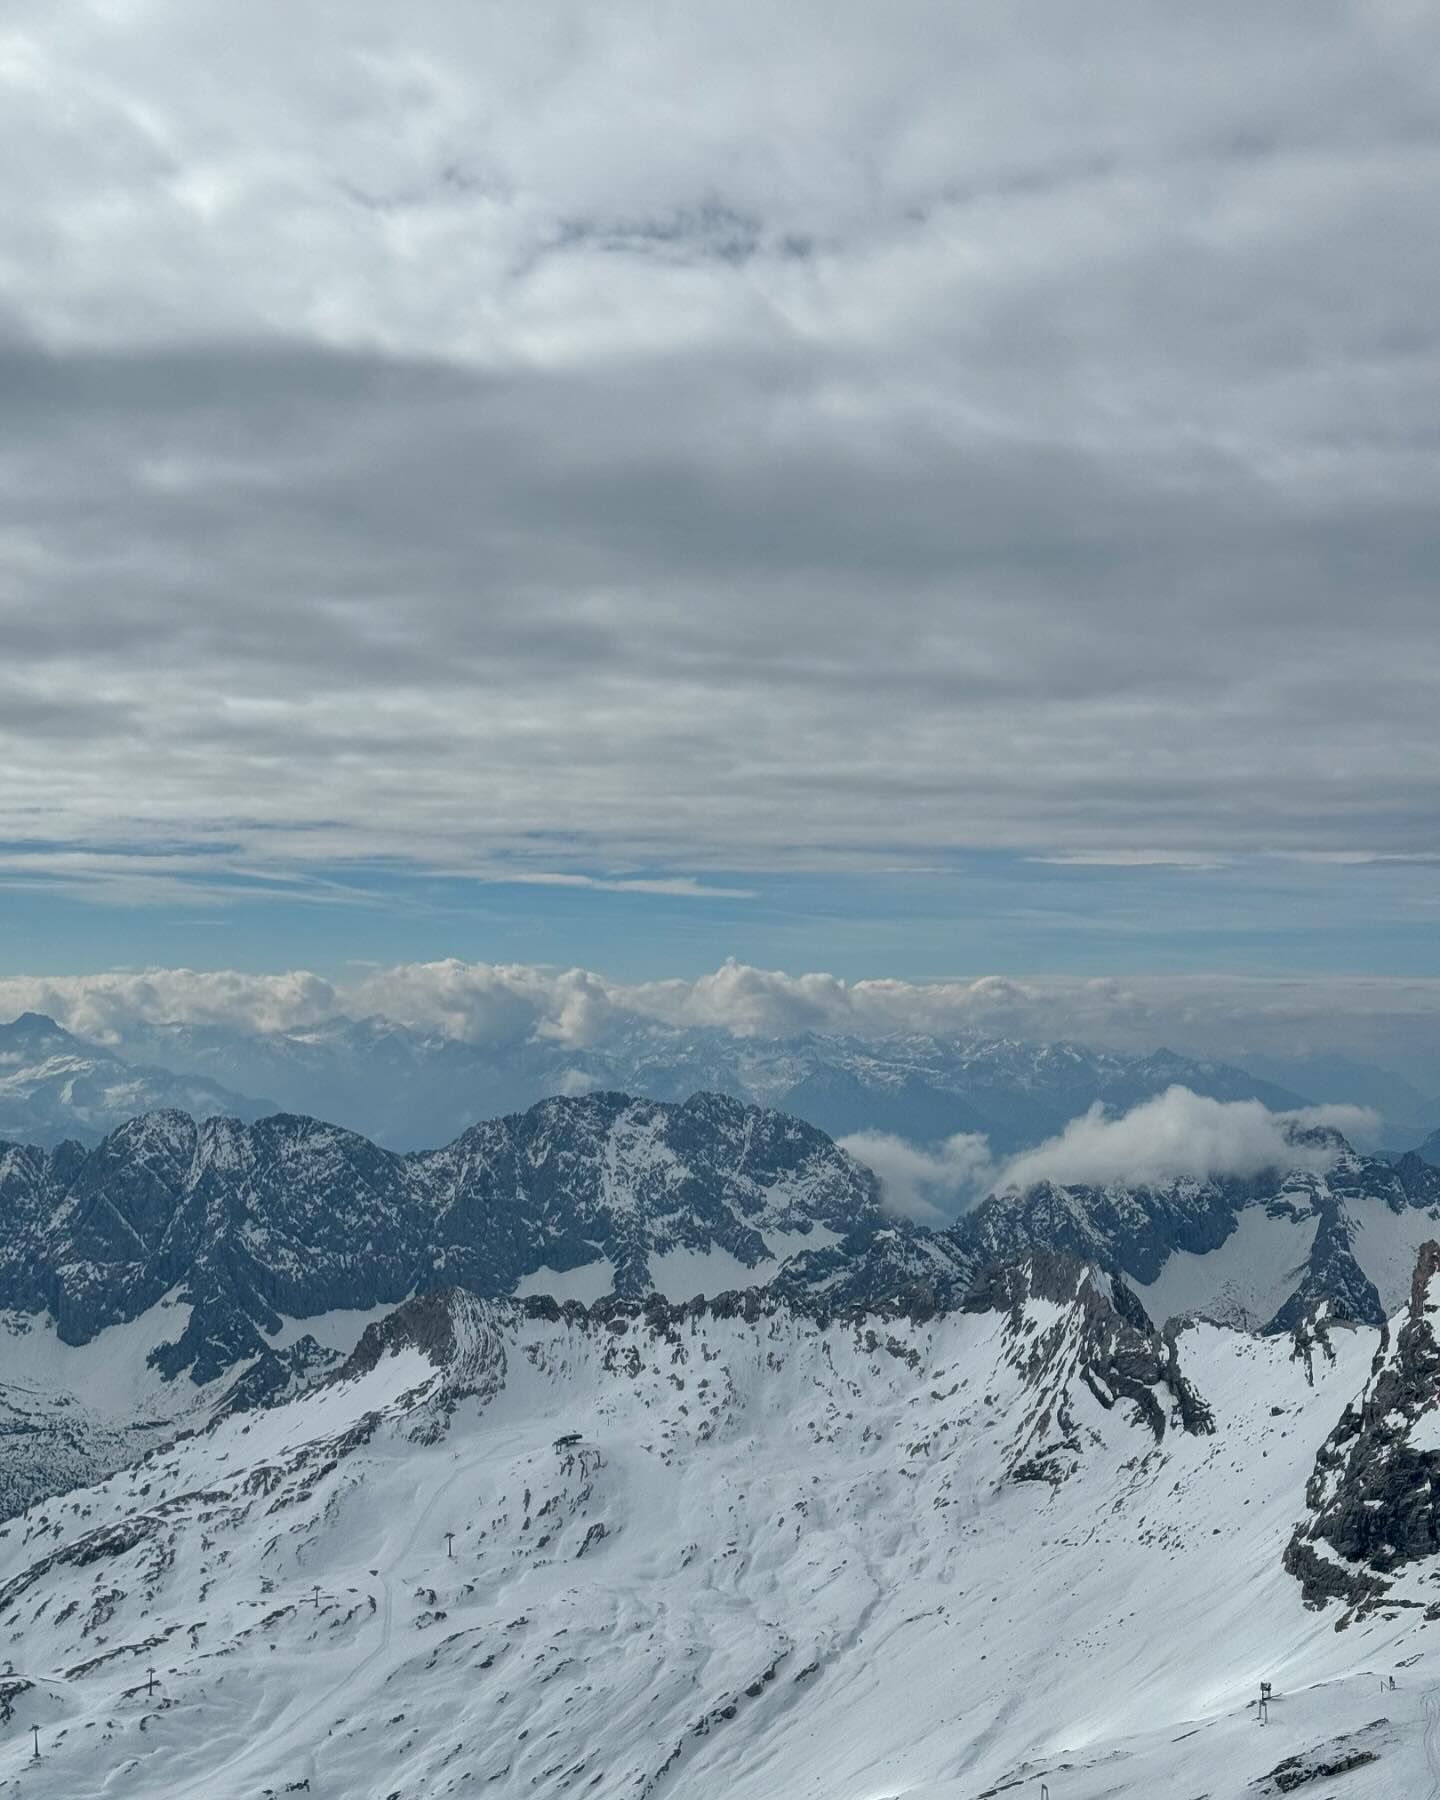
0 1278 1433 1799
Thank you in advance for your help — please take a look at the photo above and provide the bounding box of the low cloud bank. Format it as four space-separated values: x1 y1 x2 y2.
3 959 1440 1077
842 1086 1380 1217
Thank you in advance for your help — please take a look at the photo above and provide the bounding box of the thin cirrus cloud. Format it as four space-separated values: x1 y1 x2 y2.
0 0 1437 921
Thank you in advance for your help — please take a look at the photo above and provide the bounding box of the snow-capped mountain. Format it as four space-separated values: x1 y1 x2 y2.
0 1093 882 1388
0 1256 1434 1799
950 1137 1440 1335
0 1013 273 1149
100 1013 1312 1152
5 1092 1439 1531
12 1090 1430 1407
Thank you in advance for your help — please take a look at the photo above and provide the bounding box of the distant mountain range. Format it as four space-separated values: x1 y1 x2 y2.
0 1012 275 1148
1240 1051 1440 1137
13 1005 1431 1159
0 1093 879 1387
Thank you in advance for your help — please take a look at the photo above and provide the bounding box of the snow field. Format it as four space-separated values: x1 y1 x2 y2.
0 1291 1434 1799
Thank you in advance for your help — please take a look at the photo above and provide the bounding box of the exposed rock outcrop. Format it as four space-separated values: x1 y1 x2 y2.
962 1251 1213 1483
1285 1239 1440 1611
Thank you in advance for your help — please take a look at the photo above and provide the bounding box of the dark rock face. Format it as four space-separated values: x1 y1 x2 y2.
1264 1198 1385 1336
343 1289 491 1379
0 1093 885 1383
954 1174 1251 1287
1255 1720 1389 1792
765 1223 975 1320
1285 1239 1440 1610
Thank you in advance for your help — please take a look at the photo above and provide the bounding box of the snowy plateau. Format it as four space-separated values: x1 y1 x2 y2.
3 1096 1440 1795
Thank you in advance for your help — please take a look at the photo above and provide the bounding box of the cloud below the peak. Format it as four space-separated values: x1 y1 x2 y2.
836 1130 993 1221
842 1085 1381 1215
995 1086 1379 1194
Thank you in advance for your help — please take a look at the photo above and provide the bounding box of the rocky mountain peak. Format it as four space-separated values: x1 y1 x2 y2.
3 1010 70 1039
0 1092 887 1386
959 1250 1213 1482
340 1288 510 1429
1285 1236 1440 1613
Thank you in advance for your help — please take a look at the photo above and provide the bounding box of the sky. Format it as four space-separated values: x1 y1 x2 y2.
2 2 1438 1042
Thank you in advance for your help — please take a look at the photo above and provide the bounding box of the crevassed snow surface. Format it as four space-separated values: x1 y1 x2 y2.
0 1288 1433 1799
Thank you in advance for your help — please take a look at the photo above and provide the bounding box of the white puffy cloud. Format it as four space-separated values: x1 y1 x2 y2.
837 1131 994 1221
1282 1103 1385 1140
995 1087 1379 1193
345 962 592 1048
842 1086 1381 1213
552 1068 600 1099
2 959 1439 1082
0 968 341 1043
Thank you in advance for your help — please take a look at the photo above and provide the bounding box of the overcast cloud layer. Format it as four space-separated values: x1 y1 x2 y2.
2 1 1439 906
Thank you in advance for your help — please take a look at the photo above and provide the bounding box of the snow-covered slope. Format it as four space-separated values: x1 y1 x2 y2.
0 1014 272 1149
0 1296 342 1521
0 1264 1433 1799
